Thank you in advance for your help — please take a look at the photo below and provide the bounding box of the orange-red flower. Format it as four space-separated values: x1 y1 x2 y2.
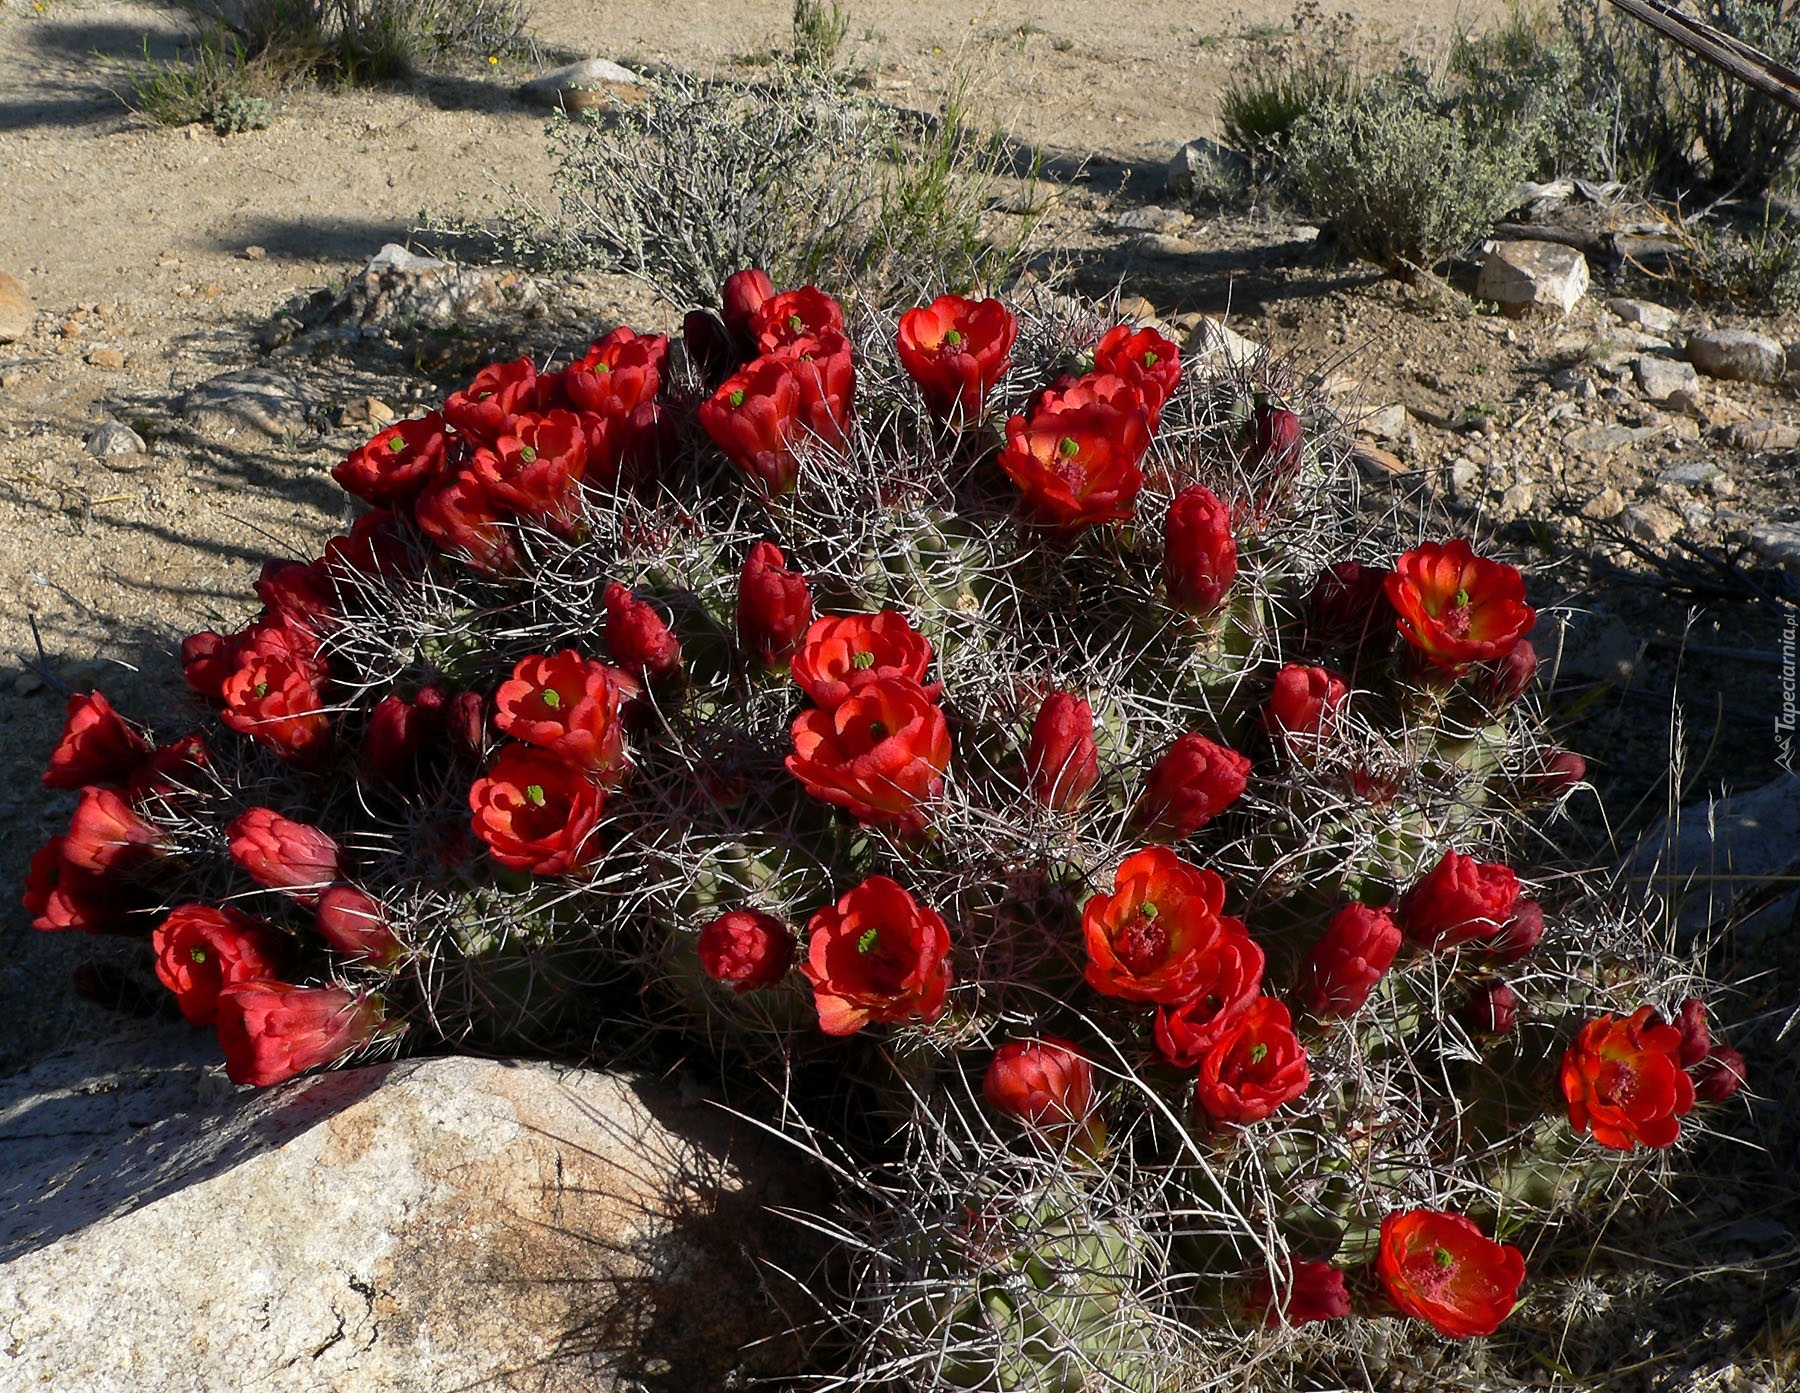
698 356 803 495
1396 849 1520 953
737 541 814 667
61 785 164 876
214 981 387 1087
698 909 794 992
896 294 1020 426
1025 690 1100 812
791 610 937 710
1265 664 1350 747
468 744 605 875
414 462 520 576
721 268 776 343
800 875 953 1035
473 410 588 532
1151 932 1266 1066
219 622 334 764
983 1036 1098 1128
152 904 291 1026
999 398 1150 531
332 412 449 507
493 649 636 781
1293 903 1402 1019
1195 996 1310 1124
1132 733 1251 841
1561 1005 1696 1150
1376 1209 1526 1339
22 836 135 934
1249 1259 1350 1327
786 677 951 833
558 326 667 418
772 329 855 448
314 884 404 967
1082 846 1246 1004
43 691 149 789
1092 322 1180 427
749 286 845 354
1385 540 1536 672
443 356 540 445
226 807 343 903
1163 485 1238 617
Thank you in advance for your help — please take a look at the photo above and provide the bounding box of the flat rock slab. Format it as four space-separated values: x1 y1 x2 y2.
1186 316 1263 365
182 367 314 441
1608 296 1681 336
518 58 647 111
0 1038 819 1391
1635 354 1699 402
1722 418 1800 451
1629 773 1800 938
1750 523 1800 569
1687 328 1786 384
1564 422 1661 456
1477 240 1589 316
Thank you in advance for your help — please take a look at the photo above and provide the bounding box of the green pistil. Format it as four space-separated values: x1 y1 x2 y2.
850 650 876 671
789 313 805 333
729 389 746 408
387 434 407 453
1453 587 1470 609
542 689 562 709
869 720 889 742
1058 436 1080 458
253 681 269 698
1142 350 1158 367
1249 1042 1269 1065
1434 1247 1455 1269
519 445 537 463
476 391 493 401
944 328 963 347
525 783 547 807
189 947 208 965
591 361 611 374
1139 901 1158 919
857 927 880 954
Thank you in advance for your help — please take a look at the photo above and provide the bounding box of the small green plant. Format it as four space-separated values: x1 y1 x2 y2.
211 91 274 134
121 30 274 128
1216 3 1357 182
1448 3 1607 181
792 0 850 70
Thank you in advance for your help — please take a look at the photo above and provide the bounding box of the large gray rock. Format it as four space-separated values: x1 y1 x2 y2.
1687 328 1786 384
1635 354 1699 402
1608 296 1681 336
0 1032 819 1391
1629 773 1800 939
518 58 647 111
182 367 314 441
1186 316 1262 366
1165 137 1249 200
0 269 29 343
1477 240 1590 316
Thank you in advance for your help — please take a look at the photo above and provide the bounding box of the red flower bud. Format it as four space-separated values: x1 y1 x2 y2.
698 909 794 992
603 583 683 683
1396 849 1520 953
698 356 803 495
23 836 135 934
1385 540 1536 673
447 690 489 759
1294 903 1402 1019
683 307 735 387
1250 1259 1351 1327
362 690 440 788
1673 997 1711 1067
1561 1005 1696 1150
800 874 953 1035
127 733 212 800
1025 690 1101 812
43 691 149 789
721 268 776 342
1693 1045 1747 1102
1132 733 1251 841
791 610 938 711
62 786 163 875
749 286 845 354
1303 560 1396 656
214 981 387 1087
182 630 236 700
1092 322 1180 428
322 508 417 586
414 462 520 576
315 884 403 967
1482 638 1539 707
332 412 449 507
1527 749 1587 800
152 904 291 1026
737 541 814 667
1195 997 1311 1126
443 356 539 446
1000 395 1150 531
468 744 606 876
1243 403 1305 520
226 808 344 904
1265 664 1349 748
1376 1209 1526 1339
1486 899 1543 964
1461 980 1520 1035
895 294 1020 427
1162 485 1238 617
983 1036 1098 1128
255 559 337 640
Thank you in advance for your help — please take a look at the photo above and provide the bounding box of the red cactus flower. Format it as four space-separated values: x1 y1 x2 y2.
468 744 606 876
322 507 417 585
1082 846 1247 1004
1132 732 1251 841
1092 322 1181 426
983 1036 1098 1128
603 583 683 684
1377 1209 1526 1339
1486 899 1543 964
1386 540 1536 672
214 981 387 1087
182 630 237 701
62 785 163 875
698 909 794 992
226 808 343 903
1195 997 1310 1125
698 356 803 495
494 650 637 781
1151 932 1266 1066
152 904 291 1026
23 836 134 934
786 677 951 833
999 398 1150 531
1163 485 1238 617
1294 903 1403 1019
773 329 855 448
721 268 776 342
896 295 1020 426
1304 560 1396 657
1397 849 1521 952
1462 980 1520 1035
43 691 149 790
737 541 814 667
332 412 449 507
414 462 520 576
255 559 337 641
1561 1005 1696 1150
791 610 938 711
750 286 846 354
1025 690 1101 812
1693 1045 1747 1103
800 874 953 1036
473 410 588 531
219 624 334 764
443 356 539 445
1250 1259 1351 1327
1527 750 1587 800
559 326 667 418
127 733 212 800
315 884 404 967
1243 403 1306 520
1265 664 1350 747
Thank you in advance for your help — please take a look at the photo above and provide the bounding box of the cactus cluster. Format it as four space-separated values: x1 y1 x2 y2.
26 272 1742 1385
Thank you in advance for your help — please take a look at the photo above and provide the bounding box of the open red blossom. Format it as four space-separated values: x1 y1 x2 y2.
1036 372 1149 422
62 785 163 875
1092 323 1181 427
1151 932 1266 1066
1561 1005 1696 1150
737 542 814 668
800 875 952 1036
895 294 1019 426
698 356 803 495
1304 560 1396 658
322 508 417 586
1025 690 1100 812
1378 1210 1525 1339
1294 904 1402 1019
1132 732 1251 841
721 268 776 343
43 691 149 789
558 327 667 418
315 884 404 967
697 909 794 993
443 356 539 445
494 650 637 781
1163 485 1238 617
1386 540 1536 672
473 410 588 532
1082 846 1247 1004
332 412 449 507
255 559 338 642
1250 1259 1351 1327
1397 849 1520 952
1694 1046 1747 1102
468 744 605 876
749 286 846 354
603 583 683 684
226 808 343 904
414 462 519 576
1196 997 1310 1125
786 677 951 833
220 625 333 764
215 982 386 1087
999 399 1150 531
1265 664 1349 746
984 1036 1098 1129
23 836 135 934
772 329 856 448
151 904 291 1026
791 610 937 711
181 630 237 700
